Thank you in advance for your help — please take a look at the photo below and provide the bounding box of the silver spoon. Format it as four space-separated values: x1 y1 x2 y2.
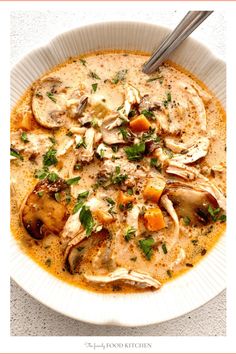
142 11 213 74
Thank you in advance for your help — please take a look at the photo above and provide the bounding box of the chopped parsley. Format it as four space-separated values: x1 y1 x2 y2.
111 166 128 185
79 205 95 236
127 188 133 195
48 136 56 145
119 127 131 140
163 92 172 108
139 237 154 260
21 132 29 143
218 214 226 222
124 142 146 161
48 172 59 183
76 137 87 149
54 192 61 202
66 176 81 185
37 191 44 197
208 205 221 222
183 216 191 226
141 109 155 119
79 58 87 66
10 147 23 161
89 71 101 80
46 92 56 103
73 191 89 214
124 226 136 242
74 163 82 170
34 167 49 179
141 127 160 143
162 243 168 254
43 148 58 167
146 76 163 84
112 69 128 84
150 157 162 172
66 130 73 137
106 197 115 205
92 83 98 93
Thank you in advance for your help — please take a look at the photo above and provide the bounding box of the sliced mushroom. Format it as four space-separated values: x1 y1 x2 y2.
66 95 88 119
32 77 67 128
85 268 161 289
21 178 69 240
163 182 219 226
171 137 209 164
65 230 111 274
164 137 194 154
101 114 125 145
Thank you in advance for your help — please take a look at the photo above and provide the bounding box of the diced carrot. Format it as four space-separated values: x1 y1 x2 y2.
143 178 166 203
17 111 33 131
94 209 114 225
129 114 151 132
117 191 135 205
144 207 166 232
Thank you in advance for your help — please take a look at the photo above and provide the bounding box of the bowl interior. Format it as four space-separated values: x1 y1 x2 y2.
11 21 226 326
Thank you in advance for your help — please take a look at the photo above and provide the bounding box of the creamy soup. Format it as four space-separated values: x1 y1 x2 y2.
10 51 226 293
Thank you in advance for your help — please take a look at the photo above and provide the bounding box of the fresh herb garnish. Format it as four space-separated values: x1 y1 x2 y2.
150 157 162 172
37 191 44 197
141 109 155 119
73 191 89 214
163 92 172 108
49 136 56 145
10 147 23 161
106 197 115 205
119 127 131 140
112 69 128 84
74 163 82 170
43 148 58 167
34 167 49 179
46 91 56 103
76 137 87 149
146 76 163 84
139 237 154 260
183 216 191 226
218 214 226 222
92 83 98 93
141 127 160 143
89 71 101 80
66 130 73 137
208 205 221 222
66 176 81 185
79 205 94 236
127 188 133 195
111 166 128 185
162 243 168 254
54 192 61 202
124 226 136 242
117 105 124 111
79 58 87 66
124 142 146 161
21 132 29 143
48 172 59 183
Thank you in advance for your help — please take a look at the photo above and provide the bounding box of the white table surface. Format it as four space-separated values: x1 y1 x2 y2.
10 8 226 336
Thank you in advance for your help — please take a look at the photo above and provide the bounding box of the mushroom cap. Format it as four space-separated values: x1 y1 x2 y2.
21 178 69 240
164 182 219 225
32 77 67 129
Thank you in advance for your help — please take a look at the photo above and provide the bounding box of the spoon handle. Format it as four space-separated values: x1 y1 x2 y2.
142 11 213 74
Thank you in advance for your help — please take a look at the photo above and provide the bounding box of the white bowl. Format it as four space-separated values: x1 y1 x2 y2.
11 21 226 327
